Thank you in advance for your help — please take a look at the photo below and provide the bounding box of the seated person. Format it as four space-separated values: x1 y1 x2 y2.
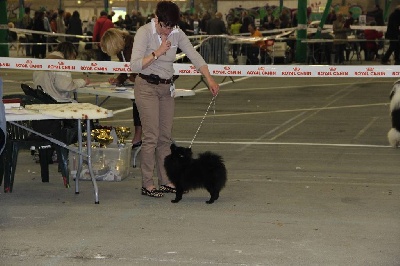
33 42 90 103
0 77 6 155
364 21 383 60
100 28 142 148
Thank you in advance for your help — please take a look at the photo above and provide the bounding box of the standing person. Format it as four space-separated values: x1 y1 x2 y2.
381 7 400 65
262 9 275 30
48 12 59 52
22 7 33 56
67 10 83 48
100 28 142 147
177 13 191 35
0 78 6 155
367 4 384 26
32 11 47 58
43 11 52 33
240 11 253 34
92 11 114 61
33 42 90 103
87 15 97 34
56 10 66 42
344 11 355 61
64 12 72 30
199 12 211 33
279 9 291 29
131 10 140 31
206 12 228 64
190 13 200 35
206 12 227 35
230 17 242 63
332 13 348 64
130 1 219 197
124 14 132 31
325 9 337 24
50 13 58 32
244 23 262 65
344 11 354 28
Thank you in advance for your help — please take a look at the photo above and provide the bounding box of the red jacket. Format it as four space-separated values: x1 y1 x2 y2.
364 29 383 51
92 16 114 42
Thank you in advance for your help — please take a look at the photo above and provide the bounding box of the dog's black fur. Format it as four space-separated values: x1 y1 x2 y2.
388 81 400 147
164 144 227 204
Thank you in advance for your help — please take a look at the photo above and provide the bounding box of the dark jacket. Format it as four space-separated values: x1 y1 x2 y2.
240 15 253 33
206 18 227 35
67 16 83 35
385 8 400 40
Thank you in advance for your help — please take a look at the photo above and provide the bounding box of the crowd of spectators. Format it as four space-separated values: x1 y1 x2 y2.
8 4 392 65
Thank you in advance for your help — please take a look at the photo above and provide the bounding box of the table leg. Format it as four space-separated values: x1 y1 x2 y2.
86 119 99 204
132 146 141 168
75 119 82 194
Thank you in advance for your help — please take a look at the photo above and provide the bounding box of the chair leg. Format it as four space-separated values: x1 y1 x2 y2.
4 141 19 192
0 151 4 186
56 146 70 187
38 146 52 182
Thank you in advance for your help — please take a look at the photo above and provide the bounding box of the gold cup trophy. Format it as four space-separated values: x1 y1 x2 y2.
115 126 131 144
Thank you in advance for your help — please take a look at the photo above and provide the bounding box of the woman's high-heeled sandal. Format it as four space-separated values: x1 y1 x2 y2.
141 187 163 198
158 185 176 193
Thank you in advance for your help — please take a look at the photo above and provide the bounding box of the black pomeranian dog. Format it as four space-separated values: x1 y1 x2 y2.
164 144 227 204
388 80 400 147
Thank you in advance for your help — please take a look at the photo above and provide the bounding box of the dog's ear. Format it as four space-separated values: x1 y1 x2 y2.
170 143 176 152
390 89 395 100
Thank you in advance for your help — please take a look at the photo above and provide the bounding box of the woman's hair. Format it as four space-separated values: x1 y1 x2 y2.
100 28 128 56
56 42 78 59
72 10 80 18
156 1 180 27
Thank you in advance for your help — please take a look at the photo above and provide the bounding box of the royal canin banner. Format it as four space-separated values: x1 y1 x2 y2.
1 57 400 77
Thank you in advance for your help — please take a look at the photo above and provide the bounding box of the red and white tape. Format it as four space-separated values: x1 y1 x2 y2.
1 57 400 78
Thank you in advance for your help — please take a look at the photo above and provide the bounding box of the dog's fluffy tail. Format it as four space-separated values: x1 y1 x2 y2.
388 128 400 148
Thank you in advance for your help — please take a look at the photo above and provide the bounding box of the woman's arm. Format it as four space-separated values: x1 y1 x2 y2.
130 27 172 72
198 65 219 96
54 71 87 92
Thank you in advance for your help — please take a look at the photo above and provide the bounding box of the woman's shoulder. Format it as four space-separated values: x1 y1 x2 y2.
137 22 152 32
45 51 64 59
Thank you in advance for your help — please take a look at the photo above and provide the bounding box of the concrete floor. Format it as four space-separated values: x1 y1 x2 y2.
1 64 400 265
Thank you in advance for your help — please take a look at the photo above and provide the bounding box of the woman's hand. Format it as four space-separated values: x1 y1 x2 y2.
108 77 118 85
198 65 220 97
207 78 219 96
156 34 171 56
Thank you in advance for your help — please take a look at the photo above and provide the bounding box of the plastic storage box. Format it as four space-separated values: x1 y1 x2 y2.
68 143 132 181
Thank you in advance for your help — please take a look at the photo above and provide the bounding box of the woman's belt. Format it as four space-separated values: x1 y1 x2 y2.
139 73 172 85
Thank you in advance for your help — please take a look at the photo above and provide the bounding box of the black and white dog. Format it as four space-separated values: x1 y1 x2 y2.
388 80 400 147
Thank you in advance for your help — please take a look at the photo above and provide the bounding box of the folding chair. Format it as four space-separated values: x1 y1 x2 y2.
0 85 69 192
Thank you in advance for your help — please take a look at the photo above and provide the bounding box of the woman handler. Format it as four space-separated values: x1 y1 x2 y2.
130 1 219 197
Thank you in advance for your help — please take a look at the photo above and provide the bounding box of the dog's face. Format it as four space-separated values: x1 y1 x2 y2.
390 82 400 100
170 144 192 161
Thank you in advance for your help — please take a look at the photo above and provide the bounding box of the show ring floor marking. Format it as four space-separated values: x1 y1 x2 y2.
174 140 391 149
107 102 388 123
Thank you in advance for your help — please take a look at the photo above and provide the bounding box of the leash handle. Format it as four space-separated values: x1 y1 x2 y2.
189 94 217 148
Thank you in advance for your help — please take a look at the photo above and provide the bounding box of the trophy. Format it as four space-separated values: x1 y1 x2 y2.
115 126 131 144
96 131 113 148
82 132 95 142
